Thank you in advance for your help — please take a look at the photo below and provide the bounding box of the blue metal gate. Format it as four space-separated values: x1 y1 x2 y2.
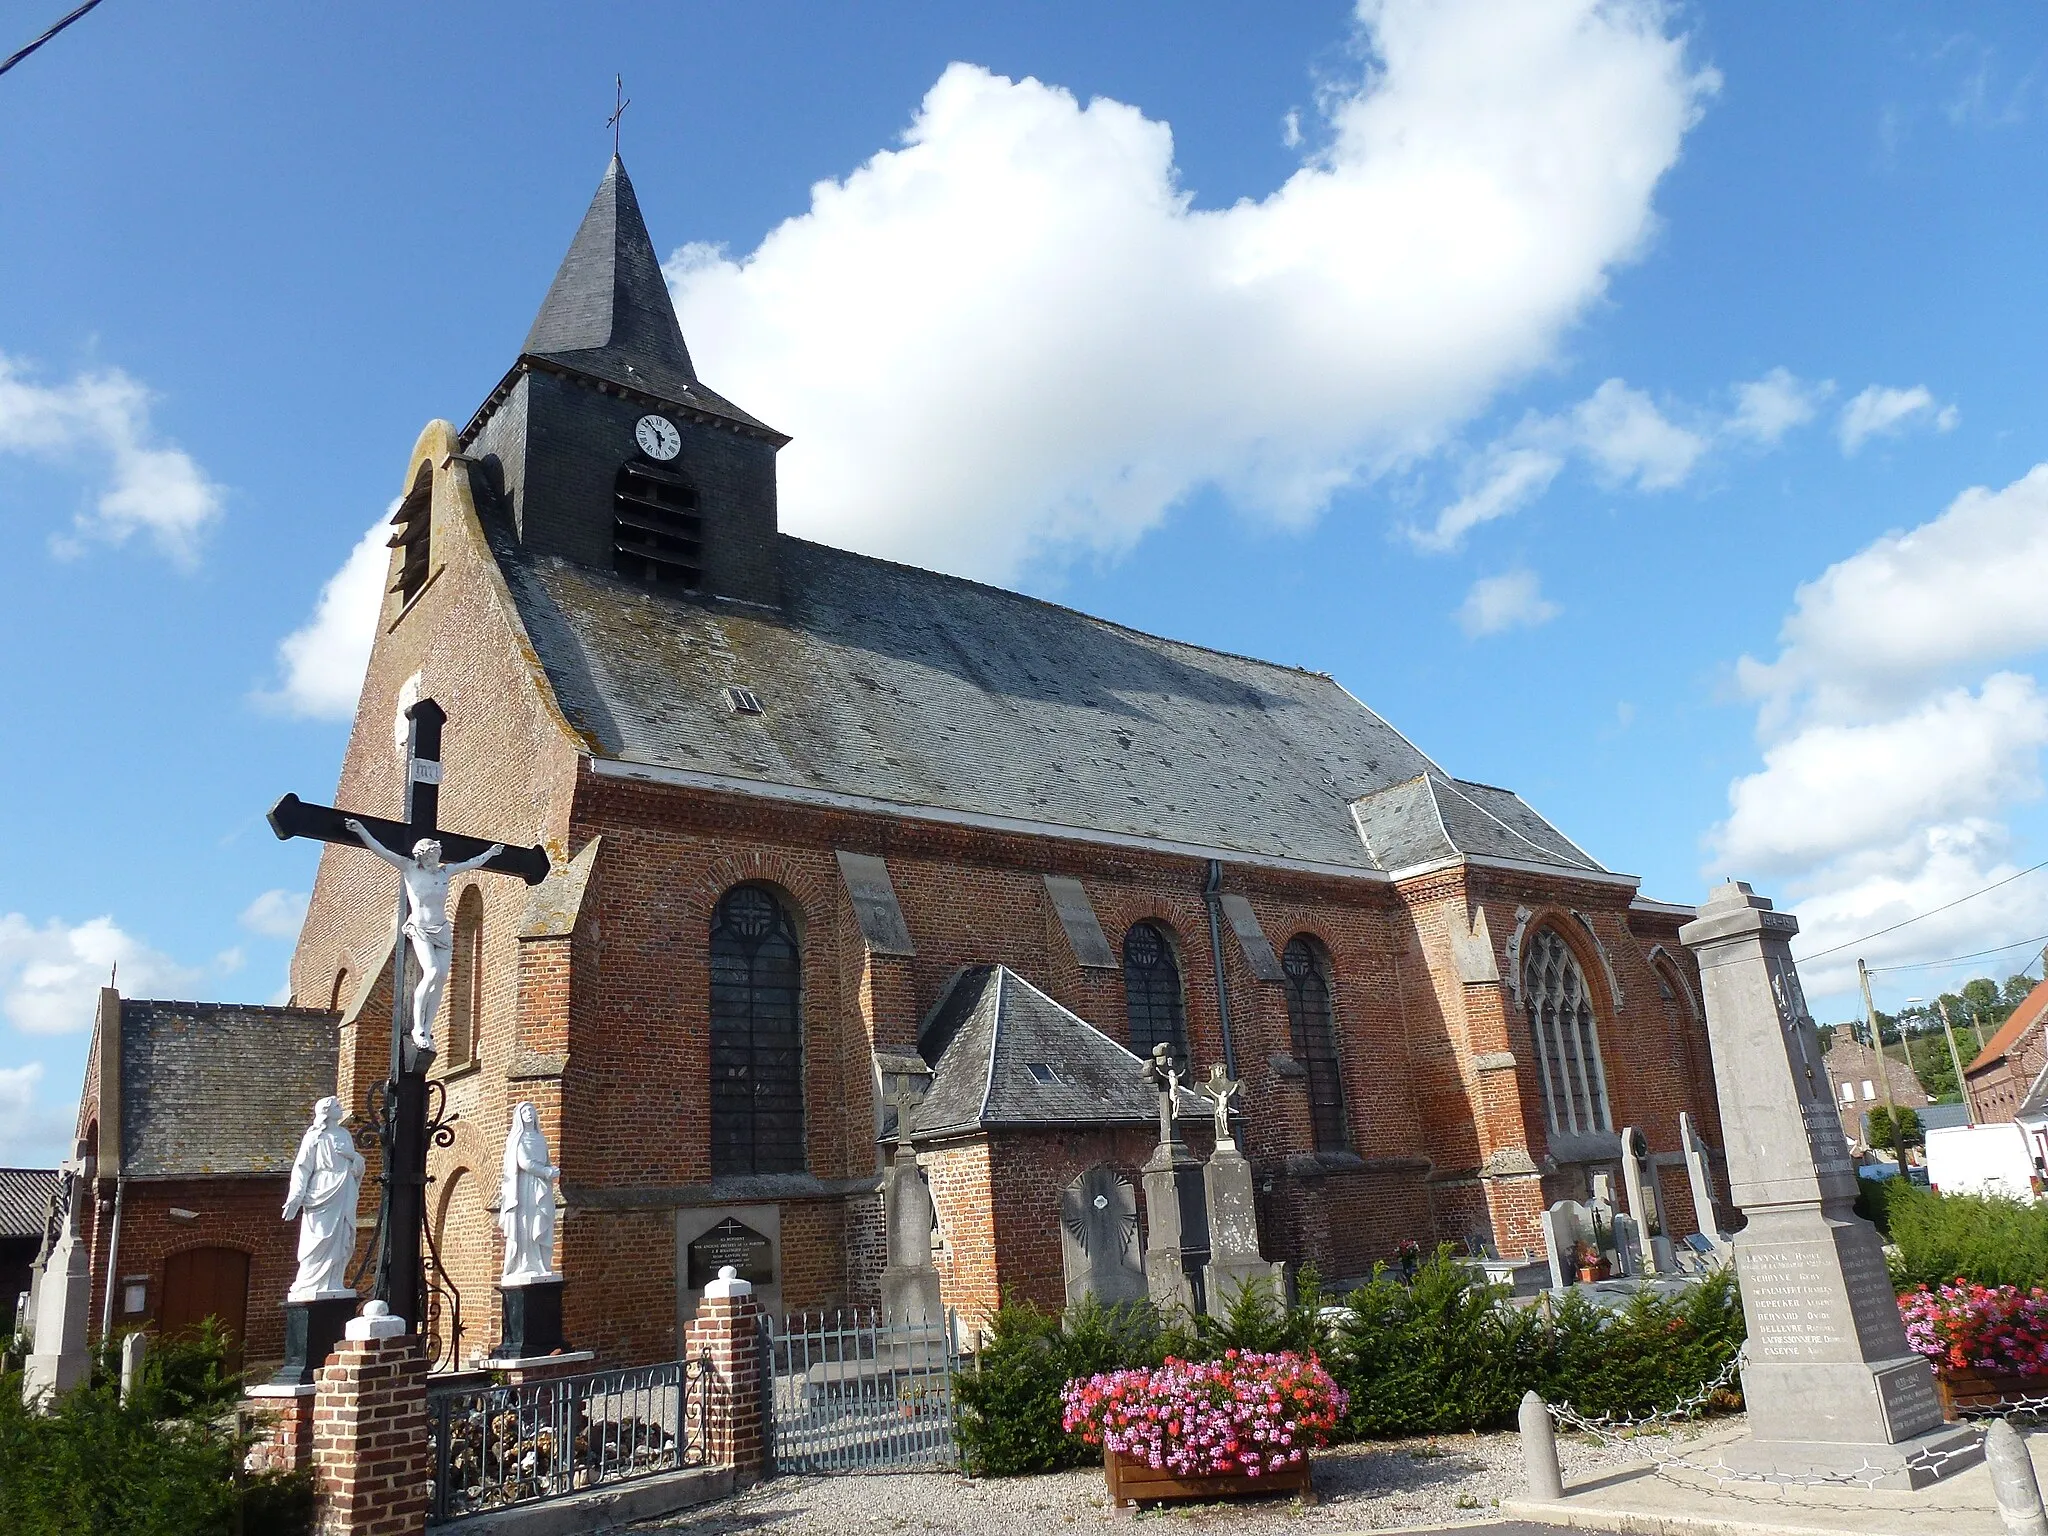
760 1310 959 1474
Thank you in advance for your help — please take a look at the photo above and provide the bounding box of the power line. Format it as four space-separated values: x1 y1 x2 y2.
1866 933 2048 976
1793 854 2048 964
0 0 108 79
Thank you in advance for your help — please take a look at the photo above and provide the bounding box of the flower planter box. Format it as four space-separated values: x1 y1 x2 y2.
1103 1448 1316 1510
1935 1365 2048 1421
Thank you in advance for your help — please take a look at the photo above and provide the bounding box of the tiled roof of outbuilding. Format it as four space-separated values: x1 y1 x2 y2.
0 1167 61 1240
911 965 1206 1139
118 1001 340 1178
501 534 1607 879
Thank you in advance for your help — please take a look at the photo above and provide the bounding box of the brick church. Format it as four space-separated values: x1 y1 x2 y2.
270 155 1725 1368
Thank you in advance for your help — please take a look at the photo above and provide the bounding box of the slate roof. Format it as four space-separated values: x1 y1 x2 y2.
119 1001 340 1179
911 965 1208 1139
502 534 1607 878
0 1168 61 1241
510 155 781 441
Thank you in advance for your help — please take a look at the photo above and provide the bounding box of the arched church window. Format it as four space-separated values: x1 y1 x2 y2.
709 884 805 1177
1122 921 1188 1067
1524 927 1613 1136
613 460 702 587
1282 936 1349 1153
445 888 484 1069
388 463 432 607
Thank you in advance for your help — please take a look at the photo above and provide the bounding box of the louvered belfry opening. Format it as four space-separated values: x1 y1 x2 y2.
1283 936 1350 1154
709 884 805 1177
1524 927 1613 1136
388 465 432 605
612 459 702 586
1122 920 1188 1068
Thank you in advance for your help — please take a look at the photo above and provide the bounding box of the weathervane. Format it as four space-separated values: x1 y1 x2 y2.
609 73 631 157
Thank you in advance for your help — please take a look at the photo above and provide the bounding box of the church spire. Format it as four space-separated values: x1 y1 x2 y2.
521 154 699 405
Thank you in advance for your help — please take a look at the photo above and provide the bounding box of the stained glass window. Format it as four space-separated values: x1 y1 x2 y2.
710 885 805 1176
1524 928 1612 1136
1282 936 1349 1154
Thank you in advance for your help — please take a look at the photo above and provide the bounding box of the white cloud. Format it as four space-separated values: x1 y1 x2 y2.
1281 109 1303 148
1727 366 1827 445
0 914 203 1035
1838 383 1957 454
1457 569 1560 637
0 1063 76 1168
240 889 310 940
255 520 388 720
0 352 223 565
1418 447 1563 551
1712 463 2048 1004
666 0 1712 581
1570 377 1706 490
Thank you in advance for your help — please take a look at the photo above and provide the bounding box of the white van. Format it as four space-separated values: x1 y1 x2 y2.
1926 1122 2045 1201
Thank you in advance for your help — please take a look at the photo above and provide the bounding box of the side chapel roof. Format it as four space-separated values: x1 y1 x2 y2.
910 964 1208 1139
1966 976 2048 1076
118 1001 340 1178
0 1167 61 1240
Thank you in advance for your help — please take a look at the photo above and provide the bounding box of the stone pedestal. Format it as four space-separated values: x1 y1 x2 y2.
1201 1147 1282 1317
492 1277 565 1360
21 1190 89 1407
269 1292 357 1388
879 1158 944 1326
1680 881 1982 1489
1142 1146 1208 1316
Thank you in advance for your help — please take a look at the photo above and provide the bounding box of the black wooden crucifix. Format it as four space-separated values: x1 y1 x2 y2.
268 698 548 1342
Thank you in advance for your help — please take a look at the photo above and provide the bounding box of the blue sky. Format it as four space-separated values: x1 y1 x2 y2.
6 1 2048 1164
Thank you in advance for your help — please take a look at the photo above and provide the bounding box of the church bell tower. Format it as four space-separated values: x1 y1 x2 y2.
462 157 787 607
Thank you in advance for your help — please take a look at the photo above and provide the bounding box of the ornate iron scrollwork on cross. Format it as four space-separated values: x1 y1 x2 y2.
340 1078 464 1371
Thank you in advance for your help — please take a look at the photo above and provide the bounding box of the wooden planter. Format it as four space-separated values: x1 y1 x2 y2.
1103 1448 1316 1510
1936 1364 2048 1421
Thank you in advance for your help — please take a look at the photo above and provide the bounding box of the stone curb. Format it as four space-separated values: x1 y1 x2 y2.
432 1465 736 1536
1499 1495 1929 1535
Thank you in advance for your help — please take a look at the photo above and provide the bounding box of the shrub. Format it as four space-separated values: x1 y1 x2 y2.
1533 1267 1746 1418
0 1325 312 1536
1885 1186 2048 1290
1061 1350 1347 1478
1900 1282 2048 1375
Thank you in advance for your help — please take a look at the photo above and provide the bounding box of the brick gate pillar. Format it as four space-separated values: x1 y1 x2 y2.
684 1265 766 1485
310 1302 432 1536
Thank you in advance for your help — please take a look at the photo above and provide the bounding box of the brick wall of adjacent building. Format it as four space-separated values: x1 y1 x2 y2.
281 428 1724 1374
1823 1036 1931 1147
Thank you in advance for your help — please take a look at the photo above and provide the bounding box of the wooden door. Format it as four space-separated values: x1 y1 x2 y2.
158 1247 250 1371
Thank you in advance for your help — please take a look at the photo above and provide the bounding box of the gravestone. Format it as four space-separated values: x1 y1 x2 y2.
1679 1110 1730 1250
688 1217 774 1289
1059 1166 1145 1307
880 1158 944 1326
1138 1045 1207 1315
22 1152 91 1407
1539 1200 1592 1290
1611 1212 1641 1279
1680 880 1980 1487
1618 1129 1662 1276
1198 1067 1283 1315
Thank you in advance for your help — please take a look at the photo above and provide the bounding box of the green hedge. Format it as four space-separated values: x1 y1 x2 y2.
0 1324 312 1536
1880 1184 2048 1290
954 1250 1746 1476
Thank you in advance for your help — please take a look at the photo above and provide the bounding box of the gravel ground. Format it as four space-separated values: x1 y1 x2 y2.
638 1427 1692 1534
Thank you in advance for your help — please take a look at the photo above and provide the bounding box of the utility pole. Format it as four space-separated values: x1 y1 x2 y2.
1859 959 1898 1116
1935 996 1976 1125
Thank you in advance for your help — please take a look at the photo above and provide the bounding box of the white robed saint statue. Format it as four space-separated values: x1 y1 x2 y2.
499 1103 561 1285
283 1097 366 1299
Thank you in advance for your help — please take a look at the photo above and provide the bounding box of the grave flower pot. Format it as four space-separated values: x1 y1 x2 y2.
1577 1260 1608 1283
1102 1446 1316 1509
1934 1365 2045 1421
1900 1281 2048 1419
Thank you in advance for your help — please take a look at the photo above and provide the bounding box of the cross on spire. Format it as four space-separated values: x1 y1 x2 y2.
608 73 631 158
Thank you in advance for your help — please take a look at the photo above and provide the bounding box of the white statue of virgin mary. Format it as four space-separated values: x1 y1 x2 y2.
499 1103 560 1285
283 1097 365 1300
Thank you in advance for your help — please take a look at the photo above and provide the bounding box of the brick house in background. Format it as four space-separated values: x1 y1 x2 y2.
65 988 338 1371
281 155 1726 1369
1820 1035 1929 1150
1965 977 2048 1124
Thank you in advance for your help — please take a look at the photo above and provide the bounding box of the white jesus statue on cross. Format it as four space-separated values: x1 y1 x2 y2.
345 818 503 1054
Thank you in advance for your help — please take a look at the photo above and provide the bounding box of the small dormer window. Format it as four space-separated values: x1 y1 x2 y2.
613 460 701 586
725 685 763 715
388 465 432 607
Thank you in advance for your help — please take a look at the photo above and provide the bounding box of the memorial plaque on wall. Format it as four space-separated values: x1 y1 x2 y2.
687 1217 775 1289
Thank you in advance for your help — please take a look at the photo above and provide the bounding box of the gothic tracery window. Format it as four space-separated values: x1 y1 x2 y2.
1122 921 1188 1068
710 885 805 1177
1524 927 1613 1136
1282 936 1349 1154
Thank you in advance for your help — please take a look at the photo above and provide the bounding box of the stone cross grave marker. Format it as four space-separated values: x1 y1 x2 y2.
1680 880 1981 1488
1059 1166 1145 1308
1679 1109 1729 1251
881 1159 944 1326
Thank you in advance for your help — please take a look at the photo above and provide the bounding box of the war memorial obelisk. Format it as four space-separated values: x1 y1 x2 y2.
1679 881 1980 1487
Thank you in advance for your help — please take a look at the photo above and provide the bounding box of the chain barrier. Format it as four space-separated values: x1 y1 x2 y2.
1541 1347 2022 1491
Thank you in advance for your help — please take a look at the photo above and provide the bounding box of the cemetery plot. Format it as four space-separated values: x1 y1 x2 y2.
759 1309 960 1474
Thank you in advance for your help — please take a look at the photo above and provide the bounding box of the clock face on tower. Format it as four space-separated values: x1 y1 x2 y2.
634 415 681 461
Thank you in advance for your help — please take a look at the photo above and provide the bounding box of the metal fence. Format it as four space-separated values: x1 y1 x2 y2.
761 1310 960 1475
426 1354 712 1523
